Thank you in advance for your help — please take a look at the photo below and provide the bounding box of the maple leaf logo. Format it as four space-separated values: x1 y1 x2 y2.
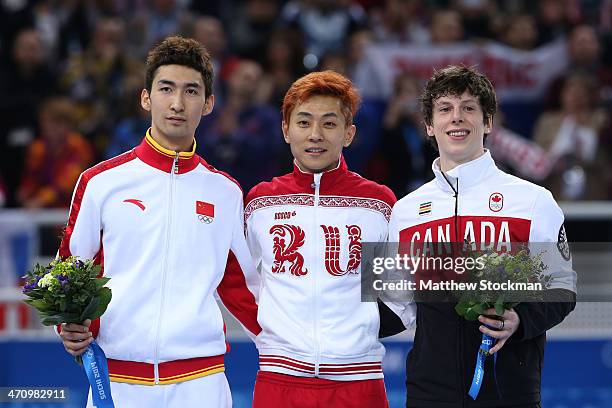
489 193 503 212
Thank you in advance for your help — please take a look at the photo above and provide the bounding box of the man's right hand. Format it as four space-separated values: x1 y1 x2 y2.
60 319 93 356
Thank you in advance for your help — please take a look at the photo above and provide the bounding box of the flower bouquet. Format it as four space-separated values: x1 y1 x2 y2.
453 246 552 400
22 257 111 327
454 249 552 321
22 256 115 407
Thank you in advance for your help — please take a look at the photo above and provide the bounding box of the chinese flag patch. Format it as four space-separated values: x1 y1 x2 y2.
196 201 214 217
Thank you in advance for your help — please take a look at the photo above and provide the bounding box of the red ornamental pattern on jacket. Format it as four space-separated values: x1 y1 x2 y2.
270 224 308 276
269 224 363 277
321 225 362 276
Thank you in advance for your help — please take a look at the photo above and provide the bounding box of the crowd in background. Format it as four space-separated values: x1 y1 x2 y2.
1 0 611 209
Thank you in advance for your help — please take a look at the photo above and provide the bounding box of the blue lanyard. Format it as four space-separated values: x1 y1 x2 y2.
468 333 498 400
82 341 115 407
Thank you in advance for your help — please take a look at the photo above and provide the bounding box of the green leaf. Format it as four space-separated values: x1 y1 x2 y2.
89 287 112 320
455 303 468 317
24 299 52 312
95 277 110 288
464 302 485 321
40 312 81 326
89 265 102 278
465 306 480 321
61 312 83 324
41 315 64 326
494 298 505 316
80 297 100 321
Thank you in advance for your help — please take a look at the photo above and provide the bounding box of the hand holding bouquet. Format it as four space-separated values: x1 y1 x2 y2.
22 256 115 408
453 246 552 400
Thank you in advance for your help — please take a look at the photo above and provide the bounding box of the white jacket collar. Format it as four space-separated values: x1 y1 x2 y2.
432 150 497 193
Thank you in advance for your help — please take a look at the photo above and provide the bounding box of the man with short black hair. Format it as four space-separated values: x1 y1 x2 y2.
58 36 261 407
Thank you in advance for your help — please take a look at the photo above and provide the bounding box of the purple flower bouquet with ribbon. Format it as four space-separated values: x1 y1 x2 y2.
22 256 115 407
453 247 551 400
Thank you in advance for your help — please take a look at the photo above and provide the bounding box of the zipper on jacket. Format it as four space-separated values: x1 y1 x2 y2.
312 173 322 376
153 152 179 383
453 178 467 404
441 172 466 402
440 173 459 242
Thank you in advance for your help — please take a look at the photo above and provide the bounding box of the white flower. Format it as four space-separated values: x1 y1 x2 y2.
38 273 55 288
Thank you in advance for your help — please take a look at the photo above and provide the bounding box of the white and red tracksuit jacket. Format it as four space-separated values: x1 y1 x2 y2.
244 158 396 381
388 150 576 290
58 130 261 385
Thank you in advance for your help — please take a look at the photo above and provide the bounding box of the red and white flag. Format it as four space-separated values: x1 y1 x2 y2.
196 201 214 218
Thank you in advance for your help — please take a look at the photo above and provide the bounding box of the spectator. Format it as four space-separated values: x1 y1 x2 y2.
369 0 429 44
534 0 572 46
105 79 150 159
429 9 465 44
569 24 604 67
189 15 232 105
545 24 612 110
279 0 367 61
196 59 286 192
18 97 94 209
224 0 281 61
377 72 436 196
454 0 499 40
346 28 374 79
126 0 192 59
0 0 35 62
54 0 109 60
61 17 143 156
191 15 228 63
500 13 539 50
258 27 307 106
533 72 611 200
0 27 58 207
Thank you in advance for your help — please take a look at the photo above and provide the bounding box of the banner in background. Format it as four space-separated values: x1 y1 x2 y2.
354 40 568 102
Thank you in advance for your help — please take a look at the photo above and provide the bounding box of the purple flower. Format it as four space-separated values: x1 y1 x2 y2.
23 281 37 293
73 260 84 269
57 274 70 292
496 265 508 280
22 276 42 293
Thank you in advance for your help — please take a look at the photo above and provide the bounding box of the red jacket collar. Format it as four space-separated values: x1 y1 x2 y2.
291 156 349 189
134 129 200 174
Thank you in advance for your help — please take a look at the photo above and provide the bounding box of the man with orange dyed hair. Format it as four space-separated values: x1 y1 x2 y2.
245 71 396 407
